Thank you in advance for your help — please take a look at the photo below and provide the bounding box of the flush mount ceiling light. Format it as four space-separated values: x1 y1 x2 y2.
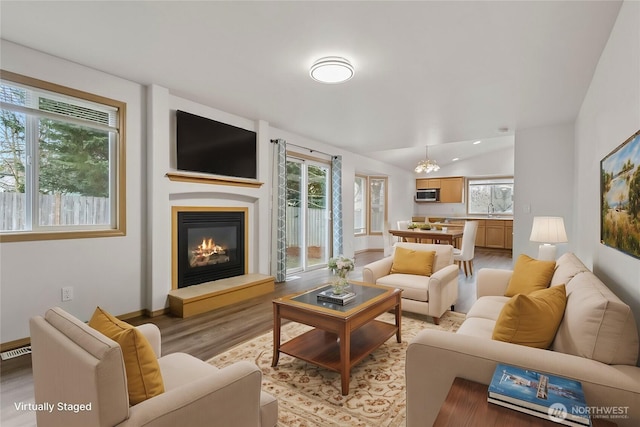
415 146 440 174
309 56 354 84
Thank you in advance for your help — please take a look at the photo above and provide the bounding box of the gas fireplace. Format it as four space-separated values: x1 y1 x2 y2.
173 207 247 289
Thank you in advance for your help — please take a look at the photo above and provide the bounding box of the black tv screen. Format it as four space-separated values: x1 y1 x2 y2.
176 110 257 179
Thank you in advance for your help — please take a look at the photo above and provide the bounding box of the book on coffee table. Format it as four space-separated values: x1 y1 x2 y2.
317 289 356 305
487 364 590 426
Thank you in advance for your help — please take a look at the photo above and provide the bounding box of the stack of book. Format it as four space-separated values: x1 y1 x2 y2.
317 289 356 305
487 363 590 426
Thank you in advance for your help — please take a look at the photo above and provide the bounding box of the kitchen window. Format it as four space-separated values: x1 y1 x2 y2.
467 177 514 215
0 71 126 241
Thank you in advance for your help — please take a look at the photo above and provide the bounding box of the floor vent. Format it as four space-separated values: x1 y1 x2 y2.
1 345 32 360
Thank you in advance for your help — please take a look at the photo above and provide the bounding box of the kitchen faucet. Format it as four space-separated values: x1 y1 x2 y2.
488 203 494 217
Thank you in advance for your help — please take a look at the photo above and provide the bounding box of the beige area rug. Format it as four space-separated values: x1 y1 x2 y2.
208 311 465 427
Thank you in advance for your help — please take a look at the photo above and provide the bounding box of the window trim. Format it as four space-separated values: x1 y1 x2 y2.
354 174 368 236
0 70 126 242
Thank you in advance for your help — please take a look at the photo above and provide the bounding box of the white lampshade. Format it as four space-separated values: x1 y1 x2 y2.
529 216 568 261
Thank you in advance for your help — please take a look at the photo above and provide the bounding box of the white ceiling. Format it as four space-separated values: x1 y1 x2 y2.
0 1 622 171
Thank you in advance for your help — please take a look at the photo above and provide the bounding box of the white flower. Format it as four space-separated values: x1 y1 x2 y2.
328 255 354 275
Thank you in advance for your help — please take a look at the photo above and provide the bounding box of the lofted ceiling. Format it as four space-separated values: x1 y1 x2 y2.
0 1 622 171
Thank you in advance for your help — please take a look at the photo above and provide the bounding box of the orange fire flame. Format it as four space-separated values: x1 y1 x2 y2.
193 238 225 257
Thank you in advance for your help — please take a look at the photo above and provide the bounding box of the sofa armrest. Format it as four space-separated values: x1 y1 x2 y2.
136 323 161 358
406 330 640 427
122 361 266 427
362 257 393 283
476 268 513 298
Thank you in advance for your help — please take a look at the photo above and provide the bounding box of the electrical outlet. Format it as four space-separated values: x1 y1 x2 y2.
61 286 73 302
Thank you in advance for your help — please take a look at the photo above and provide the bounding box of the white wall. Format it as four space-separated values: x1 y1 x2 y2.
574 1 640 336
513 123 575 259
0 41 146 341
0 41 413 343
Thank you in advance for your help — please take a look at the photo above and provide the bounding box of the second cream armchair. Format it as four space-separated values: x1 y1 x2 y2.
362 242 459 324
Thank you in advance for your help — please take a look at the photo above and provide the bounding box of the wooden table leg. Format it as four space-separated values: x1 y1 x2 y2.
271 303 281 367
395 297 402 343
339 325 351 395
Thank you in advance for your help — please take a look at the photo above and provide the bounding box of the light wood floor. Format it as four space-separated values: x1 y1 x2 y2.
0 247 511 426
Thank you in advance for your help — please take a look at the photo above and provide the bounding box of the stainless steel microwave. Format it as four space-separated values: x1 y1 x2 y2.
415 188 440 202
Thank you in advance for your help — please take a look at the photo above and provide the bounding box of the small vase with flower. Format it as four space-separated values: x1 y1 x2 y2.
328 255 355 295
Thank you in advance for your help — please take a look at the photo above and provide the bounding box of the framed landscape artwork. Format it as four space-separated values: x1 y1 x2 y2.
600 129 640 259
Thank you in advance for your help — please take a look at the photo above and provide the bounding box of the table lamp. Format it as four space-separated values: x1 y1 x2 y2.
529 216 568 261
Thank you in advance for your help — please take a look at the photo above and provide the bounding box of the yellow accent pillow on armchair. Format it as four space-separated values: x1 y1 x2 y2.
390 247 436 276
492 284 567 349
89 306 165 405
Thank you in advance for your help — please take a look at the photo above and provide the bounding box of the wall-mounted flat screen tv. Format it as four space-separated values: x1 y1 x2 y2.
176 110 257 179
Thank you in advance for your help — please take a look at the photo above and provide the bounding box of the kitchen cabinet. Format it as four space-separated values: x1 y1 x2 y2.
439 177 464 203
440 218 512 249
416 178 441 189
485 220 505 248
474 220 486 247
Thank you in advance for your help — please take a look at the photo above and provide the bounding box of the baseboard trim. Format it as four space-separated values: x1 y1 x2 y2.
144 307 170 318
0 337 30 353
355 248 383 255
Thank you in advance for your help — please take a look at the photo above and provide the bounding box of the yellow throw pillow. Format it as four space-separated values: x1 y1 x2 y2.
390 247 436 276
504 254 556 297
492 284 567 349
89 307 164 405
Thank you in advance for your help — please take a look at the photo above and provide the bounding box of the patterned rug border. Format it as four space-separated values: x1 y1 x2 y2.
207 311 465 427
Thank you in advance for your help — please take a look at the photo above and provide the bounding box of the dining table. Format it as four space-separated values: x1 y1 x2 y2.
388 228 464 248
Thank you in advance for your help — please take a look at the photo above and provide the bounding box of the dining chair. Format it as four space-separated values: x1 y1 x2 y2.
396 220 416 242
453 221 479 276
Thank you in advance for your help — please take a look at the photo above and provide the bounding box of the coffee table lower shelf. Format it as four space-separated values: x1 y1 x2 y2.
279 320 397 372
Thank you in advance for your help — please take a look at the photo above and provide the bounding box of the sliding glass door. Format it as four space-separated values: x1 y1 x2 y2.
286 157 330 273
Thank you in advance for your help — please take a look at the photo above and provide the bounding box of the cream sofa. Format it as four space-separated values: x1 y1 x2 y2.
30 307 278 427
406 252 640 427
362 242 458 324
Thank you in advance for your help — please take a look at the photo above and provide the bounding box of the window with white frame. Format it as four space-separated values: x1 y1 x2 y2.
0 71 126 241
354 175 387 235
354 175 367 235
467 177 514 215
369 177 387 234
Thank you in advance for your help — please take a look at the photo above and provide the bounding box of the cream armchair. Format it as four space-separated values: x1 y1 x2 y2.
362 242 458 324
29 307 278 427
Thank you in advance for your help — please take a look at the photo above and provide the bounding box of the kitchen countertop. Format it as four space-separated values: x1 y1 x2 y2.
446 216 513 221
413 216 513 222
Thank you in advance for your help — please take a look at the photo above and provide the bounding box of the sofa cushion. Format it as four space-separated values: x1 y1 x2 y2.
390 247 435 276
376 273 430 301
552 272 639 365
504 254 556 297
465 296 510 321
89 307 165 405
551 252 590 287
456 317 496 339
492 285 567 349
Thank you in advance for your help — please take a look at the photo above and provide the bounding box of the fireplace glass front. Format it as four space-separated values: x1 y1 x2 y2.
176 210 245 288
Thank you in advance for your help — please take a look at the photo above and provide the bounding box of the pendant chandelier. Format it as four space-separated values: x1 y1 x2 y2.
414 146 440 174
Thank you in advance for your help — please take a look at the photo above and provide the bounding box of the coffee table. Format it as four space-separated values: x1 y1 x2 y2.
272 281 402 395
